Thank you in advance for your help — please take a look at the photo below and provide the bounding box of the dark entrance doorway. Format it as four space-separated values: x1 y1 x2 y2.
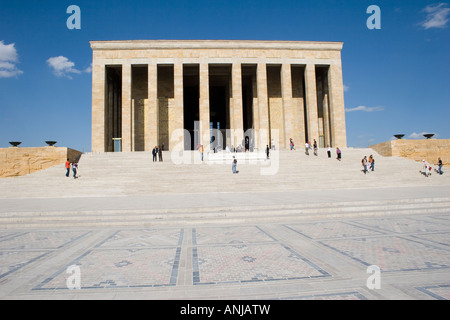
105 65 122 152
209 65 231 150
183 65 200 150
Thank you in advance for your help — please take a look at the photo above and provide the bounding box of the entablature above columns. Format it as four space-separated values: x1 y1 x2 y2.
94 58 342 68
90 40 343 51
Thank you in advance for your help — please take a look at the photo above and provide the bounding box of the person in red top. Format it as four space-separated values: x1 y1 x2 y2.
65 159 70 177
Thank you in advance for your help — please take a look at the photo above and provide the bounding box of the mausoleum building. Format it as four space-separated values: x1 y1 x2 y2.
90 40 347 152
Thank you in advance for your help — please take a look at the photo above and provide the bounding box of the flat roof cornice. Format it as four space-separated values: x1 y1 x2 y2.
90 39 344 51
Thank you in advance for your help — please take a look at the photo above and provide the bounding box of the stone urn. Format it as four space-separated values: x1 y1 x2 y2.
394 134 405 140
45 141 57 146
9 141 21 147
423 134 434 139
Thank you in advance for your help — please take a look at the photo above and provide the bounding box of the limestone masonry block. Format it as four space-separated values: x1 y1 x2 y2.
370 139 450 165
0 147 82 178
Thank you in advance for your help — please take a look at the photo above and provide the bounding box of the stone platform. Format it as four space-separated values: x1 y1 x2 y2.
0 148 449 301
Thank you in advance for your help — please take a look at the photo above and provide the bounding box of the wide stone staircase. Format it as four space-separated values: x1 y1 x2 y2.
0 147 449 229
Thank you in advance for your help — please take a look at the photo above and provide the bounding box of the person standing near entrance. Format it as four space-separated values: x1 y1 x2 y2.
327 145 331 158
313 140 318 156
266 145 270 159
336 147 342 161
65 159 71 177
152 146 157 162
199 145 204 162
158 145 163 162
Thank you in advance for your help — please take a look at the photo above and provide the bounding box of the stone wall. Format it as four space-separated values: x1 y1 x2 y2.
370 139 450 165
0 147 82 178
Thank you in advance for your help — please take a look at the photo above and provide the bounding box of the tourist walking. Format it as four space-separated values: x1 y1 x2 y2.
369 155 375 171
362 156 368 174
305 142 309 155
327 145 331 158
437 158 444 175
290 138 295 150
65 158 71 177
422 160 431 177
152 146 157 162
232 156 238 174
72 162 78 179
336 147 342 161
313 140 318 156
266 145 270 159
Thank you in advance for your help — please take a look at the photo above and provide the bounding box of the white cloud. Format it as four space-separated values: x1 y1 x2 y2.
343 84 350 92
0 41 23 78
46 56 92 78
420 3 450 29
46 56 81 78
84 63 92 73
345 105 385 113
408 132 439 139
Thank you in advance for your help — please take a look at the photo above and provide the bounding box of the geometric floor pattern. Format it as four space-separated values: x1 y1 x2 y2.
285 216 450 273
0 231 89 280
33 228 183 290
1 213 449 299
192 226 330 285
416 284 450 300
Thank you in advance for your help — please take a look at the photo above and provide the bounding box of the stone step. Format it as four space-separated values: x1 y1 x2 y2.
2 147 447 199
2 198 449 229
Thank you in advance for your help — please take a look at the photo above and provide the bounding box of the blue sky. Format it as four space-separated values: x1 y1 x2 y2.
1 0 449 152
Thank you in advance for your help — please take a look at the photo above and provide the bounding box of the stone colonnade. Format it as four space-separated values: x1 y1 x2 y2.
91 40 347 153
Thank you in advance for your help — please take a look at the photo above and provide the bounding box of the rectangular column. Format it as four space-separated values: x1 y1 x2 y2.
145 63 158 151
91 63 105 152
322 77 331 148
121 64 132 152
328 63 347 148
291 66 306 145
252 73 259 140
231 62 244 148
257 62 269 151
199 63 210 151
305 63 319 144
281 63 294 149
170 63 184 150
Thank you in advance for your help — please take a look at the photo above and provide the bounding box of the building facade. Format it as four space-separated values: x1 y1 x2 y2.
90 40 347 152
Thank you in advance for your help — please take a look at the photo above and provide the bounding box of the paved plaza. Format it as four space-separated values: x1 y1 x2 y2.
0 189 449 301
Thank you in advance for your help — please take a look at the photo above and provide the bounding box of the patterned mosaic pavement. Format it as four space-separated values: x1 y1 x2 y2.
0 213 449 300
192 226 330 285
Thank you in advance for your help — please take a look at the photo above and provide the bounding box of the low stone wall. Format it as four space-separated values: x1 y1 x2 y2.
0 147 82 178
370 139 450 165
